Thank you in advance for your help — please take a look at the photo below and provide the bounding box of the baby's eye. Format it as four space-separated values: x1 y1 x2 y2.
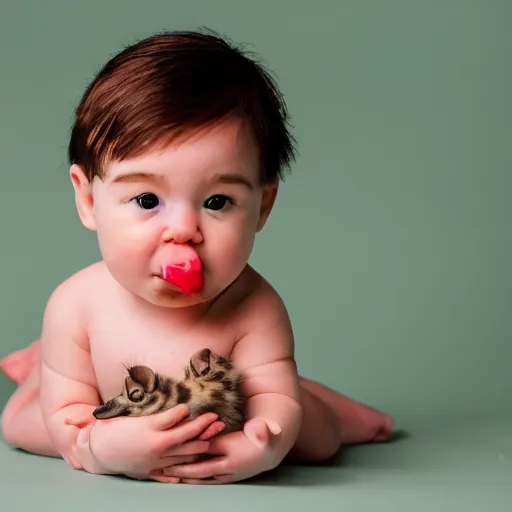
128 390 144 402
204 194 232 211
134 193 160 210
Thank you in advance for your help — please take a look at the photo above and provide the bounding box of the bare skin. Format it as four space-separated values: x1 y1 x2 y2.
1 120 393 483
1 265 393 466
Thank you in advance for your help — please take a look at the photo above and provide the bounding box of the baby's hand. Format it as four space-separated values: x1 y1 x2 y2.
65 411 224 439
75 404 223 481
153 417 282 484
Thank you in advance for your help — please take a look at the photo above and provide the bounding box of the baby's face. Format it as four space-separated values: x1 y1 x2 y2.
86 119 275 307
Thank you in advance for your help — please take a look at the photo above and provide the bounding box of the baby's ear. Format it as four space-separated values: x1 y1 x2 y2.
69 164 96 231
256 180 279 232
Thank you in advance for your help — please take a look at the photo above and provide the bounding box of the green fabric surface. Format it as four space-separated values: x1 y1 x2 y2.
1 413 511 511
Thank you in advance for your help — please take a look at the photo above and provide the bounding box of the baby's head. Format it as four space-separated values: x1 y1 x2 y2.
68 29 296 307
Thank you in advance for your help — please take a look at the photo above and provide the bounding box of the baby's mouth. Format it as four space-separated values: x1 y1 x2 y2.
162 261 203 296
159 245 204 296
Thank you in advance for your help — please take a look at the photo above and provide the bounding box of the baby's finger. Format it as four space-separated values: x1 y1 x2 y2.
179 476 233 485
161 456 228 479
151 455 203 471
162 440 210 457
198 421 226 441
153 404 190 431
163 413 219 446
64 414 94 428
244 417 272 448
150 475 181 484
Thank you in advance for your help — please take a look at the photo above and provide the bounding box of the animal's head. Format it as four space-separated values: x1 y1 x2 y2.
185 348 234 381
93 365 163 419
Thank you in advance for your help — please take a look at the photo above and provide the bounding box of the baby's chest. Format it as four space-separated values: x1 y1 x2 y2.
87 314 236 401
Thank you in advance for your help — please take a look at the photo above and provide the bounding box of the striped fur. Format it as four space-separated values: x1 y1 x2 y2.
92 348 246 434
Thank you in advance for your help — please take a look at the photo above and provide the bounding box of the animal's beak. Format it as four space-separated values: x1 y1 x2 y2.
92 399 129 419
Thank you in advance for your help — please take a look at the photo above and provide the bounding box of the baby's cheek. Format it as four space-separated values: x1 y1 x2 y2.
98 226 150 273
214 232 254 277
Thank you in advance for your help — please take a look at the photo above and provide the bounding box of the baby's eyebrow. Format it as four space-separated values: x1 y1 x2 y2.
108 170 254 190
211 173 254 190
109 171 166 185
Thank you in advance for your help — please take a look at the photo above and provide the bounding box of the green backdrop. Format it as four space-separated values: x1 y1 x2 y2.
1 1 510 510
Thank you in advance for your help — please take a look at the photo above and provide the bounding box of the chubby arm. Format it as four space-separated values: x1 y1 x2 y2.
231 288 302 465
39 279 107 474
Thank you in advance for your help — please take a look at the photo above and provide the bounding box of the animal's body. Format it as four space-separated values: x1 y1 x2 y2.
92 348 246 434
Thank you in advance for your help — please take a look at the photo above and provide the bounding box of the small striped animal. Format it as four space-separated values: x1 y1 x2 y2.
92 348 246 434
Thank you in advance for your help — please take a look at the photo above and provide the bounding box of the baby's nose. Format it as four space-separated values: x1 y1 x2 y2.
161 208 202 245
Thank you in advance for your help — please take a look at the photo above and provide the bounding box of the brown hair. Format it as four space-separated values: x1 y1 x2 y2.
68 29 296 184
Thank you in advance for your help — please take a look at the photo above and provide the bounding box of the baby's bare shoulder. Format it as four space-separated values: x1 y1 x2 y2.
44 261 107 319
234 266 292 334
41 262 105 381
229 267 295 372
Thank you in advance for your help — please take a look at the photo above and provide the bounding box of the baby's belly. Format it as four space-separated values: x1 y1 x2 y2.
87 322 236 402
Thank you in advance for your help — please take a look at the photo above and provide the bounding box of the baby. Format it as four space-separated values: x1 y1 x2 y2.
0 29 393 484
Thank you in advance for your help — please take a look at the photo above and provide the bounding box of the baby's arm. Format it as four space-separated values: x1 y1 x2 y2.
39 277 220 480
231 290 302 465
38 280 108 473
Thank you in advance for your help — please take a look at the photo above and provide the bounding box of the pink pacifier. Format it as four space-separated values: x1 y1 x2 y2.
162 245 203 296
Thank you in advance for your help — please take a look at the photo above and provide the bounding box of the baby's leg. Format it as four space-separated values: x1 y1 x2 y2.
288 376 394 462
1 341 60 457
301 377 394 444
1 339 40 385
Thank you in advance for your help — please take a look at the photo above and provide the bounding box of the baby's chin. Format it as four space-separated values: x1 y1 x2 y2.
142 279 225 309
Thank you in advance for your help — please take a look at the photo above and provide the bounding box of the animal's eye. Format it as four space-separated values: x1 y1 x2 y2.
129 389 144 402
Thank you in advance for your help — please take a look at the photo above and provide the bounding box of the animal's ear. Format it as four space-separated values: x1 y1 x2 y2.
124 377 145 402
189 348 212 377
127 365 157 392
